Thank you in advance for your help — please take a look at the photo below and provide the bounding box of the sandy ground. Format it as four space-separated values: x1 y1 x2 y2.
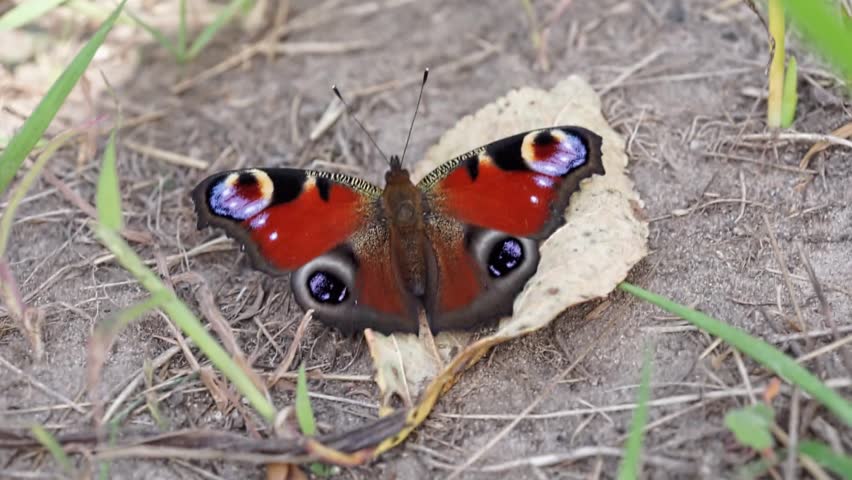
1 0 850 478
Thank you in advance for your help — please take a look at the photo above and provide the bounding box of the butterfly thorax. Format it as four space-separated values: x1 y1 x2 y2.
382 161 428 298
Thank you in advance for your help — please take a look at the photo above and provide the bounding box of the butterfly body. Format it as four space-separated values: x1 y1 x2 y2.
381 158 430 298
193 127 604 334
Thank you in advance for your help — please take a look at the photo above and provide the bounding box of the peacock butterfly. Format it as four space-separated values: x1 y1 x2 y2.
191 72 604 334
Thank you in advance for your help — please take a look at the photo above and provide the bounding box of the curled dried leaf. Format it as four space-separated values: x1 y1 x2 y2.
800 122 852 169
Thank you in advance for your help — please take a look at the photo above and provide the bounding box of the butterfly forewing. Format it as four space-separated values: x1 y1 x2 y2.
419 126 604 239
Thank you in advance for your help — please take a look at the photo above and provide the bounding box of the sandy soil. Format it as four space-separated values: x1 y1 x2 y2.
1 0 850 478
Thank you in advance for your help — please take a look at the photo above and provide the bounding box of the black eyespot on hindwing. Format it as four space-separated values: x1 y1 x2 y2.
307 271 349 304
487 237 524 277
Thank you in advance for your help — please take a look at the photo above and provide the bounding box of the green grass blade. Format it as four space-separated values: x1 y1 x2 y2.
724 404 775 450
96 226 276 421
0 136 47 150
96 128 122 230
186 0 248 60
295 363 332 475
781 56 798 128
93 133 275 422
295 364 318 436
617 347 653 480
94 227 276 422
0 130 79 257
178 0 187 60
799 441 852 479
618 282 852 426
0 0 66 30
783 0 852 83
125 8 182 61
310 463 334 476
31 424 73 474
0 0 126 195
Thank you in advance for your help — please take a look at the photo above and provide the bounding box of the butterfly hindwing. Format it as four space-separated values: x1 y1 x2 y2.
423 221 541 332
192 168 419 333
419 126 605 330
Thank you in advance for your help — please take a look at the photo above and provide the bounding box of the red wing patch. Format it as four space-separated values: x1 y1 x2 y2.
435 245 481 312
419 127 604 239
435 163 558 237
192 168 379 272
356 251 410 316
244 184 363 269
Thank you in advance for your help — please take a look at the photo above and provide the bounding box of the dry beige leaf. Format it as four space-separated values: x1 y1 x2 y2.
368 76 648 449
366 327 469 414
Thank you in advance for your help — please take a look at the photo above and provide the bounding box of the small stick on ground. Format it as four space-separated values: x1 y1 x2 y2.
124 141 210 170
267 372 371 383
735 169 747 223
762 214 806 334
268 310 314 386
598 48 667 96
732 350 757 404
701 151 817 175
617 67 757 88
174 273 241 358
93 236 232 267
764 268 852 298
42 169 153 244
770 423 830 480
796 242 852 374
101 345 180 424
273 40 375 55
767 325 852 344
795 335 852 365
785 387 801 480
290 95 302 145
734 132 852 150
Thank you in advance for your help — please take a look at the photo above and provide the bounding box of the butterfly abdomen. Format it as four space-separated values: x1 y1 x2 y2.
382 164 430 298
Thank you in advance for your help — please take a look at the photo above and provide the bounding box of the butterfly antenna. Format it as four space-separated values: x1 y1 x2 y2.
400 68 429 165
332 85 390 164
